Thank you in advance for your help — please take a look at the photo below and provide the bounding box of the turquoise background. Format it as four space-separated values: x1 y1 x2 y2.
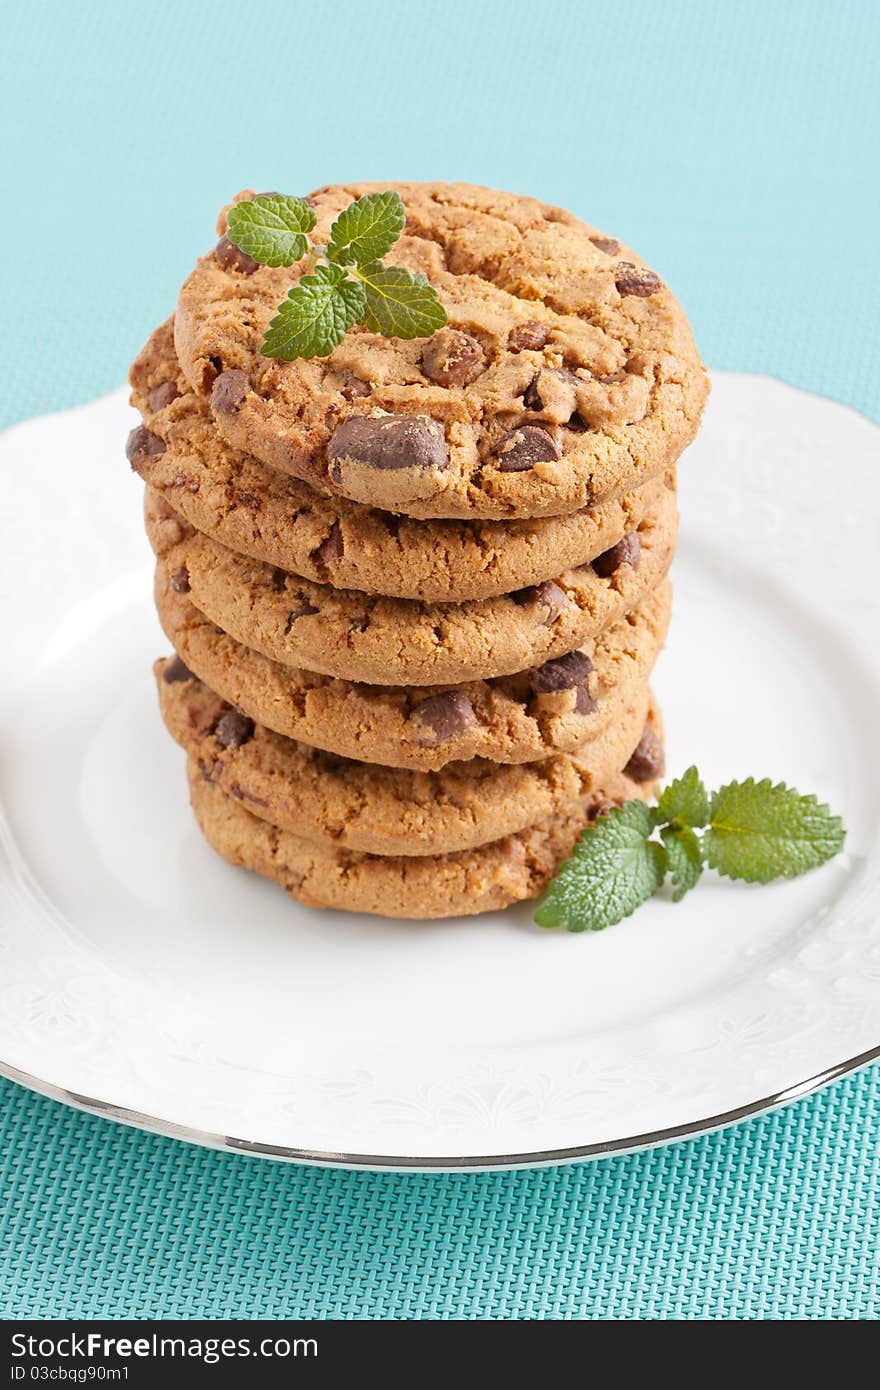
1 0 878 1318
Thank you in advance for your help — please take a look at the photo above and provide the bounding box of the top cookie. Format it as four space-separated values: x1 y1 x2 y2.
175 182 707 520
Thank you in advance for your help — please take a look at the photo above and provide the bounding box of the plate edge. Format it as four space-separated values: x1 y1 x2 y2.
1 1044 876 1173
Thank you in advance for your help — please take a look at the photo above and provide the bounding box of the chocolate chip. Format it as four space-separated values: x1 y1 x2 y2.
215 711 255 749
530 650 593 694
162 655 193 684
624 725 665 782
285 601 319 631
512 580 572 626
212 369 250 416
215 235 259 275
593 532 641 578
126 426 166 465
421 328 485 388
148 380 179 412
312 521 344 569
614 262 663 298
349 613 370 633
523 368 578 416
230 782 269 807
232 489 261 510
574 685 597 715
587 796 616 822
271 568 288 592
169 566 190 594
341 377 371 401
590 235 620 256
327 415 448 473
508 321 550 352
496 425 560 473
409 691 477 745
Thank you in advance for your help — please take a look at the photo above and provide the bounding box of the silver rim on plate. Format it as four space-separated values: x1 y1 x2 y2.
2 1045 876 1170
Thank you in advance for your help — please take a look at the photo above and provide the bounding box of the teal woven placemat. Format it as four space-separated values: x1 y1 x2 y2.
1 0 878 1319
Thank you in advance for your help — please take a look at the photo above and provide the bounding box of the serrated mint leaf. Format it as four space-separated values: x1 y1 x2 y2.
327 191 406 266
226 194 317 267
261 264 366 361
354 261 448 339
534 800 667 933
657 765 709 828
661 825 703 901
703 778 846 883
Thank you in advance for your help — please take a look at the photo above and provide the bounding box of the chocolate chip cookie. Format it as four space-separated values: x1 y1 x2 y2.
131 320 676 603
154 566 671 770
187 756 655 918
144 483 676 686
157 656 659 855
174 182 708 520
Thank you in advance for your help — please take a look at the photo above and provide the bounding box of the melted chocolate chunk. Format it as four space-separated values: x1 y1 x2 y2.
148 380 179 412
574 684 598 715
421 328 485 388
614 262 663 298
215 235 259 275
590 235 620 256
285 601 319 631
214 711 255 749
312 521 344 568
341 377 371 401
169 566 190 594
126 426 166 465
495 425 561 473
212 369 250 416
530 650 593 694
162 655 193 684
409 691 477 745
508 320 550 352
593 532 641 578
328 415 448 472
512 580 572 626
624 726 665 781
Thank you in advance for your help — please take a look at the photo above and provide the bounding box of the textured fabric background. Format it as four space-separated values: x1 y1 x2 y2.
1 0 878 1319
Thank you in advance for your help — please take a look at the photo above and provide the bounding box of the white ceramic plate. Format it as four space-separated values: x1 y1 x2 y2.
1 374 878 1170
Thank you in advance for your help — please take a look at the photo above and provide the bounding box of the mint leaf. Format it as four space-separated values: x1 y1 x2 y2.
657 765 709 828
703 778 846 883
327 191 406 266
355 262 448 339
661 825 703 901
535 801 667 933
262 264 366 361
226 194 317 267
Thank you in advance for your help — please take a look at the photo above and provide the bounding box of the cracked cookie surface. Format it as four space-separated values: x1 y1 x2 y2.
158 658 659 855
131 320 676 603
174 182 708 520
145 483 676 685
154 564 671 770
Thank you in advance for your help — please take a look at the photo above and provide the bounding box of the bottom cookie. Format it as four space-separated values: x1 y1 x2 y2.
186 756 656 920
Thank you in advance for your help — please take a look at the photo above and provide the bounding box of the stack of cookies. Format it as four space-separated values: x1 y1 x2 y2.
127 183 707 919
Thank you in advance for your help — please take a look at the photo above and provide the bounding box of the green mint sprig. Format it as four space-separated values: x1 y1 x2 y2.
535 770 846 934
225 190 447 360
